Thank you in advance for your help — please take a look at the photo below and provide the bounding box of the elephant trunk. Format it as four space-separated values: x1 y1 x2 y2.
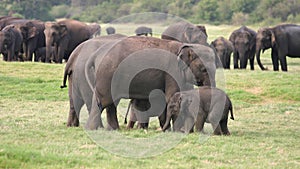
162 112 172 132
45 38 53 63
256 47 267 70
124 100 133 124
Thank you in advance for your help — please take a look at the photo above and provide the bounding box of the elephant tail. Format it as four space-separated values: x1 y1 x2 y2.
228 97 234 120
124 100 133 124
60 65 71 89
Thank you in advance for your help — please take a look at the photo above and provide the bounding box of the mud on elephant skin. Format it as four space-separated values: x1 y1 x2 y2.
256 24 300 71
86 36 217 130
61 34 127 127
162 86 234 135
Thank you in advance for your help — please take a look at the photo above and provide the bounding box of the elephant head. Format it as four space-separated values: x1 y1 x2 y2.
44 22 68 63
0 25 15 61
178 44 216 87
183 26 207 44
255 28 274 70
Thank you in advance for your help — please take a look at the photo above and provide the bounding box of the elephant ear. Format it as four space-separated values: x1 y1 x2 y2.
196 25 207 37
270 30 276 47
177 44 193 70
26 22 38 38
183 27 194 42
59 24 68 37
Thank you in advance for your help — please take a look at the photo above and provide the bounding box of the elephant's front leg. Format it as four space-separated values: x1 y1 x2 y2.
280 56 288 71
249 56 255 70
233 52 239 69
106 103 119 130
271 49 279 71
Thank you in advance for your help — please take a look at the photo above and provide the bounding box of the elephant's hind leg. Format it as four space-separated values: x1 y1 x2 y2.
106 104 120 130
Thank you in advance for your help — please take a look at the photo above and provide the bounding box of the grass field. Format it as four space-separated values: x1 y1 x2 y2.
0 23 300 169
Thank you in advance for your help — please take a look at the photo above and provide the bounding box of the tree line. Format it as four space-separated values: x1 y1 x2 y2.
1 0 300 25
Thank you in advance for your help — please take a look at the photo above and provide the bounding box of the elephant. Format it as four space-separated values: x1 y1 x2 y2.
0 16 26 30
61 34 127 127
19 20 46 61
88 23 101 37
256 24 300 71
106 26 116 35
162 86 234 135
229 26 258 70
161 21 208 45
135 26 152 36
34 47 55 62
44 19 91 63
0 25 23 61
86 36 217 130
210 36 234 69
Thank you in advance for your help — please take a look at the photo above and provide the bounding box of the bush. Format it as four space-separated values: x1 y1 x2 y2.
49 5 70 19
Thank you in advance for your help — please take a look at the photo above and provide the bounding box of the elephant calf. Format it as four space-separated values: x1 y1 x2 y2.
162 87 234 135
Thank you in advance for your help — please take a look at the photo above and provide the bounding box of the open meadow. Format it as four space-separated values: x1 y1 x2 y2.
0 24 300 168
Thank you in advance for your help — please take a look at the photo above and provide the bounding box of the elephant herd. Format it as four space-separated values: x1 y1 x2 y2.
1 16 299 135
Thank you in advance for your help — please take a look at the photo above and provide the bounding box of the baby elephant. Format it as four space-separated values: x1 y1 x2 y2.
162 86 234 135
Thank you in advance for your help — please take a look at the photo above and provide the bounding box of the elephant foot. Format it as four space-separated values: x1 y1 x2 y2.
126 121 136 129
67 116 79 127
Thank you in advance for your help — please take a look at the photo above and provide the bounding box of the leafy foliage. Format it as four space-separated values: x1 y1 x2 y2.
0 0 300 24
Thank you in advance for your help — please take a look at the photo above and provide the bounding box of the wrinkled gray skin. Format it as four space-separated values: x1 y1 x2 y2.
106 26 116 35
161 21 208 45
256 24 300 71
61 34 127 127
211 36 234 69
0 25 23 61
135 26 152 36
44 19 91 63
86 36 216 130
229 26 258 70
162 86 234 135
88 23 101 38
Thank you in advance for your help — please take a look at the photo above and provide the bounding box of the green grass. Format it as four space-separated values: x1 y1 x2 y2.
0 24 300 169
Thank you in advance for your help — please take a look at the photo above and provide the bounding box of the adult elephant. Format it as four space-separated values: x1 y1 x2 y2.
161 21 208 45
19 20 45 61
229 26 258 70
256 24 300 71
211 36 234 69
44 19 91 63
86 36 217 130
0 25 23 61
135 26 152 36
61 34 127 127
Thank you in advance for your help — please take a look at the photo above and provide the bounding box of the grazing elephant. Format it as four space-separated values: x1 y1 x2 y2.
256 24 300 71
162 86 234 135
86 36 217 130
88 23 101 37
0 25 23 61
161 21 208 45
106 26 116 35
19 20 46 61
210 36 234 69
135 26 152 36
61 34 127 127
44 19 91 63
229 26 258 70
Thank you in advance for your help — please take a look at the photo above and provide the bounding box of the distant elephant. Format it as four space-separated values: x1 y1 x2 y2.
162 86 234 135
210 36 234 69
256 24 300 71
61 34 127 127
34 47 55 62
229 26 258 70
44 19 91 63
0 25 23 61
135 26 152 36
19 20 46 61
0 16 26 30
86 36 217 130
88 23 101 37
161 21 208 45
106 26 116 35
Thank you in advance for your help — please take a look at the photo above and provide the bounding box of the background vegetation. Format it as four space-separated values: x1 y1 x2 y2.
1 0 300 25
0 24 299 168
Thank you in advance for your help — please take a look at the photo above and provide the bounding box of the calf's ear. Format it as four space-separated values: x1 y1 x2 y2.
177 44 191 70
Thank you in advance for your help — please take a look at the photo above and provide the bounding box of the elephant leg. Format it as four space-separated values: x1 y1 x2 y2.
219 117 230 135
127 108 137 129
86 94 104 130
138 122 149 129
240 56 248 69
280 56 288 71
271 50 279 71
68 97 82 127
233 52 239 69
225 54 231 69
106 104 119 130
250 57 254 70
195 113 206 133
211 123 222 135
158 107 167 129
